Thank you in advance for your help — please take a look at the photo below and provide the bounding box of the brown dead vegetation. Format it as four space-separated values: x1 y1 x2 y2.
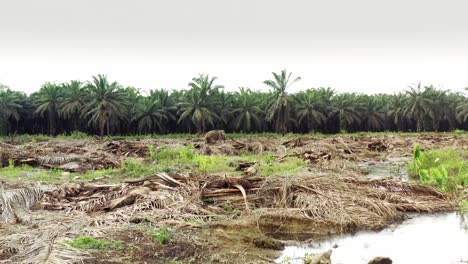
0 134 466 263
0 169 456 263
0 139 150 171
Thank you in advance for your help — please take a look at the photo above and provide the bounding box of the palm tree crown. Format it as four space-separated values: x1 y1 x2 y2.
82 74 128 136
264 69 301 135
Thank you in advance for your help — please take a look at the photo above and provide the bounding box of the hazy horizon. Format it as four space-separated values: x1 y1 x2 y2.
1 0 468 94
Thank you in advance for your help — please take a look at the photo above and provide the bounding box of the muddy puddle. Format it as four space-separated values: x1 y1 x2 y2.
277 212 468 264
359 157 411 181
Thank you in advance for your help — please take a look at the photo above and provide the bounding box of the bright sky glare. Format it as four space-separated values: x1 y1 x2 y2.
1 0 468 94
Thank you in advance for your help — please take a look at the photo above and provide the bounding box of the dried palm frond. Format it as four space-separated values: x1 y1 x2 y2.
37 155 75 166
1 228 87 264
0 185 50 223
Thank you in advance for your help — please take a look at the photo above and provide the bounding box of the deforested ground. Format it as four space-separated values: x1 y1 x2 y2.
0 133 466 263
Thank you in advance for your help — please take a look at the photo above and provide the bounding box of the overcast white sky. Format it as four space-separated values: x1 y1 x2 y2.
1 0 468 94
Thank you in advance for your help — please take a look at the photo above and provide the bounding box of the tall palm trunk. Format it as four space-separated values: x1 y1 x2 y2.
49 109 56 135
99 120 105 137
416 116 423 132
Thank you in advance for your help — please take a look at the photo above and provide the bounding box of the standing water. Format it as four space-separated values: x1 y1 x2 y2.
277 158 468 264
358 157 411 181
277 212 468 264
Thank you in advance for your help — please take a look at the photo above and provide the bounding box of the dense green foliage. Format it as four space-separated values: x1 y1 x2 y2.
409 144 467 192
0 71 467 136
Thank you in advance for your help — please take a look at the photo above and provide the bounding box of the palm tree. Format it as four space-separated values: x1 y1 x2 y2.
82 74 128 136
122 87 142 134
456 91 468 124
362 95 385 131
294 89 327 132
403 83 433 132
60 80 85 131
3 73 468 135
0 87 22 135
232 88 264 132
33 83 63 135
263 70 301 135
215 90 233 131
148 89 177 133
178 74 222 133
132 97 176 134
328 93 364 132
426 87 460 131
388 93 407 131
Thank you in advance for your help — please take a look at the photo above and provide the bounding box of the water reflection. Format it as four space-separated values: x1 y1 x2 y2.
277 212 468 264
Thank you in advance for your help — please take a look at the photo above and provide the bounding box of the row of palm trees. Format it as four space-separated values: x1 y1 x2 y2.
0 71 467 136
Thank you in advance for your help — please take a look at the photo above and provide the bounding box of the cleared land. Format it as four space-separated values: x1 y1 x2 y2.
0 133 467 263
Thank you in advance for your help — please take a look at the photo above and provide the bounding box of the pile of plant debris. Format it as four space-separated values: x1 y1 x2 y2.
0 171 455 263
0 134 466 263
0 139 151 172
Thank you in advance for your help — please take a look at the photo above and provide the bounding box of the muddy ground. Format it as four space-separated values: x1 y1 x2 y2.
0 134 466 263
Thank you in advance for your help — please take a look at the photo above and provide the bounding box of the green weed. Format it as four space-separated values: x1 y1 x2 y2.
67 236 123 250
121 158 154 178
79 168 118 181
259 157 305 176
147 227 173 245
409 144 467 192
194 155 217 174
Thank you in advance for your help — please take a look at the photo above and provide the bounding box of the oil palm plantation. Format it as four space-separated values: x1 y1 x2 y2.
33 83 63 135
264 70 301 135
148 89 177 133
403 84 434 132
328 93 364 132
133 97 176 134
0 88 22 135
362 96 385 131
388 93 407 131
1 72 467 135
82 74 128 136
294 89 327 132
215 90 234 131
456 95 468 124
178 74 222 133
232 88 264 132
426 88 459 131
60 81 86 132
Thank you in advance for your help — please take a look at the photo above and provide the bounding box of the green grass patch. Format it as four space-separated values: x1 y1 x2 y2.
67 236 123 250
147 227 173 245
121 158 155 178
146 144 305 176
408 144 467 192
258 157 305 176
77 168 119 182
0 162 65 183
0 162 34 179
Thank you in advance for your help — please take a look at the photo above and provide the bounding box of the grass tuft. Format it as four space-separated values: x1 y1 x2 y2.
147 227 173 245
67 236 123 250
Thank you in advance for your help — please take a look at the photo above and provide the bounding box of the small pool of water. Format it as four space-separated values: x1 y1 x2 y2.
359 157 411 181
277 212 468 264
